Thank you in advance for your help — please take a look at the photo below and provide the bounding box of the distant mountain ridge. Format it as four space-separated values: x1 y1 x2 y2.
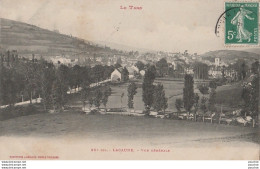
96 41 154 53
201 49 260 64
0 18 259 63
0 18 118 58
243 48 260 55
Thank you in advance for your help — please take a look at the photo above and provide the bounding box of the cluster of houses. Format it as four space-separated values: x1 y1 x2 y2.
1 47 239 81
50 55 78 67
110 65 145 82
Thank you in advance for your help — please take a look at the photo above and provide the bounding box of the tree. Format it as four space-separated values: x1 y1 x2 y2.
208 88 217 112
193 62 209 79
122 67 129 82
35 60 56 112
231 59 248 81
51 67 69 111
72 65 83 88
120 92 124 111
103 65 114 80
193 93 200 120
198 84 209 95
156 58 168 77
242 73 259 120
250 74 259 119
241 62 247 80
127 82 138 109
93 89 103 110
116 57 122 65
242 83 251 114
168 67 174 77
1 67 21 105
183 74 194 114
200 97 207 122
23 62 37 104
81 79 90 111
209 80 217 89
175 98 183 116
92 65 105 83
135 61 145 71
251 60 259 74
114 63 122 69
142 66 156 112
208 79 217 114
102 86 112 112
153 83 168 113
221 65 226 79
89 97 94 109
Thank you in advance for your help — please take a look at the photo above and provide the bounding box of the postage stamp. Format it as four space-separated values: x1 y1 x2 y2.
225 2 259 45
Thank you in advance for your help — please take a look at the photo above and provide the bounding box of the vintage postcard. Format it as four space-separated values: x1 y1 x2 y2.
0 0 259 160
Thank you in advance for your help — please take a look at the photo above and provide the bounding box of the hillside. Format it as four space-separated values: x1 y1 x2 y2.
201 50 260 64
243 48 260 55
0 18 118 58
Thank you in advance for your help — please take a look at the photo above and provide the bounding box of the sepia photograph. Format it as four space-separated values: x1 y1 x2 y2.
0 0 259 161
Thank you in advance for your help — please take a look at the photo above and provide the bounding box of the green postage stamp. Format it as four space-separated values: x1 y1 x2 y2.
225 2 259 45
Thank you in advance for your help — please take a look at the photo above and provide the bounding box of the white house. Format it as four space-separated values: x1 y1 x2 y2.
215 57 228 67
111 68 123 82
50 56 78 66
140 70 145 76
215 58 221 66
171 61 177 70
131 65 139 73
208 67 222 78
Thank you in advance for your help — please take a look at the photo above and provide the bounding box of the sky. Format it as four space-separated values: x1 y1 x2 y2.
0 0 243 54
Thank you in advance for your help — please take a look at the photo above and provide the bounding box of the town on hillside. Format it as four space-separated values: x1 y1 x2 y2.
0 17 259 159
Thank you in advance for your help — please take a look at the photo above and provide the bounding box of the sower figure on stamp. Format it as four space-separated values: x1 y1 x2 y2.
231 5 254 42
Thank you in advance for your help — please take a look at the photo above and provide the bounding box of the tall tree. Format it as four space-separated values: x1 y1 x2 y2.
135 61 145 71
221 65 226 79
209 80 217 89
153 83 168 113
142 66 156 111
193 62 209 79
93 88 103 110
231 59 248 81
156 58 168 77
183 74 194 113
241 62 247 80
208 80 217 113
127 82 138 109
208 88 217 112
35 60 56 111
102 86 112 112
50 66 69 112
175 98 183 116
200 97 207 122
81 79 90 111
193 93 200 119
23 62 37 104
250 74 259 119
122 67 129 82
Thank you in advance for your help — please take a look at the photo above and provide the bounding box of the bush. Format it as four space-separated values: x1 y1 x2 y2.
0 104 44 121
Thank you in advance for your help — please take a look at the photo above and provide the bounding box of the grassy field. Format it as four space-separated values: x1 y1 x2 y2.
215 83 244 109
67 79 246 114
69 79 205 112
0 112 258 146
